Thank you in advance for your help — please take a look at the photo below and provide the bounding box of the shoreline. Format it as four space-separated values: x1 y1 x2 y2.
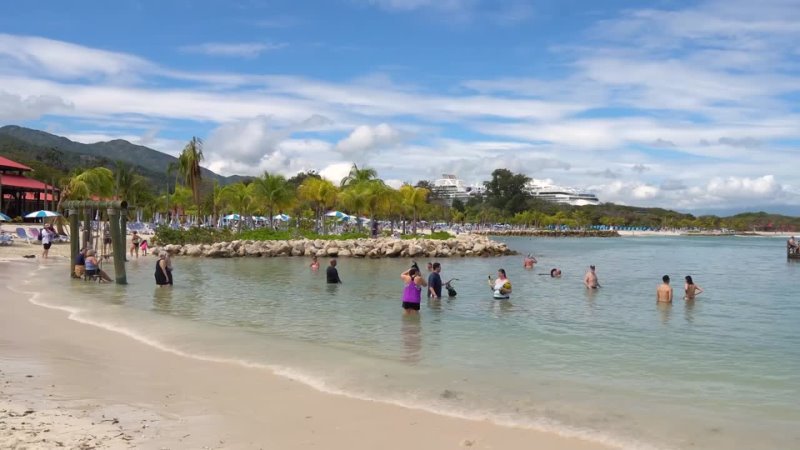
0 260 611 450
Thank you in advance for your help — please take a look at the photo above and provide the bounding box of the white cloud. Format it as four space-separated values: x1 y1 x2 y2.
179 42 286 58
705 175 783 199
363 0 533 23
1 0 799 210
319 162 354 185
204 117 337 176
335 123 404 157
0 33 151 81
0 91 73 120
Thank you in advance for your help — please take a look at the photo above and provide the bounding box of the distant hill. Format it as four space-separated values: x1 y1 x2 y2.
0 125 238 188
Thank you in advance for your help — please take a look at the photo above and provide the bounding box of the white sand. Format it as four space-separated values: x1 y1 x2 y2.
0 260 611 450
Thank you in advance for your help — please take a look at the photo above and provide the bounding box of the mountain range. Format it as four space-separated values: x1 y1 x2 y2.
0 125 247 188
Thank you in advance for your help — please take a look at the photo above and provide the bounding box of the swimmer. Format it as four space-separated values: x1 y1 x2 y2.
584 265 600 289
657 275 673 303
310 255 320 271
523 254 537 269
550 268 562 278
684 275 704 300
488 269 512 297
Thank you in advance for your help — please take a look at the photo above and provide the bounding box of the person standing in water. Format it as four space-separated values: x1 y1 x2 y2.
657 275 673 303
310 255 320 271
130 231 141 258
155 253 171 287
684 276 704 300
401 266 426 315
326 259 342 284
488 269 512 296
427 262 443 299
584 265 599 289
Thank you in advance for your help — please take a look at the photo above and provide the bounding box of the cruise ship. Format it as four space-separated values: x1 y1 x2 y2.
524 179 601 206
433 174 484 204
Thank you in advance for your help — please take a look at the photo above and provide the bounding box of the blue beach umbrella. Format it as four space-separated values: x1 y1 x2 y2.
273 214 291 222
223 213 241 221
24 210 61 219
0 212 11 221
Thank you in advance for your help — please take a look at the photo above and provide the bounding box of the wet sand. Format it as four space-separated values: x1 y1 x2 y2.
0 260 611 450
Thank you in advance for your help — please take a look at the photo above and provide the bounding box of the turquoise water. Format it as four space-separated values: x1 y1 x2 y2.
18 236 800 450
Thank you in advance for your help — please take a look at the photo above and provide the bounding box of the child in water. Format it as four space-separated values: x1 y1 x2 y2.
140 239 148 256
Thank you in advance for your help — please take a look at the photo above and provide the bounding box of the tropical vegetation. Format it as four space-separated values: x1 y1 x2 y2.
3 135 800 235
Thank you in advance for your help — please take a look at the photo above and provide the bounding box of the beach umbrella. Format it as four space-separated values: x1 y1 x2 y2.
223 213 241 221
251 215 268 222
0 212 10 221
325 210 347 219
273 214 291 222
24 210 61 219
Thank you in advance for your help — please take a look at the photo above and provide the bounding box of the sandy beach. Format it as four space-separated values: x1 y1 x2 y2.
0 258 611 450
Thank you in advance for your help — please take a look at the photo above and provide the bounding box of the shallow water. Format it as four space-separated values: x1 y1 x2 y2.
16 236 800 450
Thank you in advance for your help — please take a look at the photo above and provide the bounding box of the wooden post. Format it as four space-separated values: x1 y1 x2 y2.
82 207 92 252
107 208 127 285
68 208 80 277
119 206 128 262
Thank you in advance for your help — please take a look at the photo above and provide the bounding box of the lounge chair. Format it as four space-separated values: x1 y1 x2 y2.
15 227 31 244
28 228 40 241
0 234 12 246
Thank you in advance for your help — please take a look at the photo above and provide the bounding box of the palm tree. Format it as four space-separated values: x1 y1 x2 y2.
250 172 294 228
113 162 150 205
210 180 224 227
400 184 429 234
338 185 369 230
220 182 254 232
298 177 338 234
363 180 393 228
339 163 377 188
178 137 205 206
63 167 115 201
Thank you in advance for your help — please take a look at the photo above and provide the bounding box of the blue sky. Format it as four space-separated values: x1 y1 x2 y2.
1 0 799 211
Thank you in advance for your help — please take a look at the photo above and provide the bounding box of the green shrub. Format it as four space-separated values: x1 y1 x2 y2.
153 226 235 245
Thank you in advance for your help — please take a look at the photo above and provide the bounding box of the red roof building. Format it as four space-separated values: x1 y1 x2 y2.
0 156 60 220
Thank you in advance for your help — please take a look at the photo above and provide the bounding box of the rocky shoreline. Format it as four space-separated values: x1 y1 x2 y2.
153 234 515 258
474 230 620 238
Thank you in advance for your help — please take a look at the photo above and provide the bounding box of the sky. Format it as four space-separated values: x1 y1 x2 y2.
1 0 799 213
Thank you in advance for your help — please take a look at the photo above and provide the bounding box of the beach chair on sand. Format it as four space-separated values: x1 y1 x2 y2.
28 228 40 241
0 233 12 246
15 227 31 244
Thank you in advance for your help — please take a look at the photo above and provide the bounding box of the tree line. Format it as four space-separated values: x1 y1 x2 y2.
8 140 799 232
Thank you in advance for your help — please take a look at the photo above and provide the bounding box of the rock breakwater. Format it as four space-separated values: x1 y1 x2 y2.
153 234 515 258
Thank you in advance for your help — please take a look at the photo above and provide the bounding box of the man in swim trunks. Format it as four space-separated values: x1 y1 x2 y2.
657 275 673 303
584 265 599 289
326 259 342 284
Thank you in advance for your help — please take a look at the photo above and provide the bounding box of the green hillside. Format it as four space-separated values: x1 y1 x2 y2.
0 125 231 187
